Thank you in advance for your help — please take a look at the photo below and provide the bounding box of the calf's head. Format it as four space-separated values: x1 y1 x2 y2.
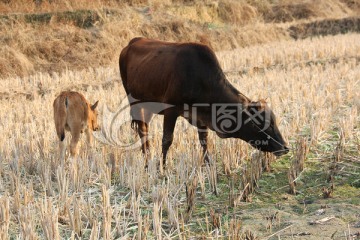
88 100 100 131
241 100 289 156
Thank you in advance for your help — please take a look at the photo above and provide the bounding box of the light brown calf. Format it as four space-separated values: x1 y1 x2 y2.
53 91 99 161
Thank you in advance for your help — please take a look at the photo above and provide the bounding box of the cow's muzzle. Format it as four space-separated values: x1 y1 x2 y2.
273 146 289 156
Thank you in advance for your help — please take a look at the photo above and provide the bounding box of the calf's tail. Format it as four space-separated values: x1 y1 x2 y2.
53 96 68 141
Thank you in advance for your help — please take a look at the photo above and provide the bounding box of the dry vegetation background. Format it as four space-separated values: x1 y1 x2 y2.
1 0 360 77
0 0 360 239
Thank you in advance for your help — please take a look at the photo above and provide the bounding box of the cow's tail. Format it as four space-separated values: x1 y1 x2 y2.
54 96 68 141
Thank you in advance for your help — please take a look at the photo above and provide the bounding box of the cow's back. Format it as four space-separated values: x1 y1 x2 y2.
53 91 89 134
120 38 232 105
67 92 88 126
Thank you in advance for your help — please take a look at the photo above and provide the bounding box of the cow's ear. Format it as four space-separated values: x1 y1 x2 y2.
259 99 267 110
249 100 266 111
91 100 99 110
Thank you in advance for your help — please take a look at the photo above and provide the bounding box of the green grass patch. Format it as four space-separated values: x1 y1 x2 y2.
333 184 360 199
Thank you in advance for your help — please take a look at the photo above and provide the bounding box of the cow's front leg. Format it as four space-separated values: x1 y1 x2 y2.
85 128 93 147
162 109 178 168
198 126 211 164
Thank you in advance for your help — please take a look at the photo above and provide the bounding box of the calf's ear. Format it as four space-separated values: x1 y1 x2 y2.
91 100 99 110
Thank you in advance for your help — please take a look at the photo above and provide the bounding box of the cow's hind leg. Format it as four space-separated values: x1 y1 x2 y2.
162 109 179 168
131 106 153 167
198 126 211 164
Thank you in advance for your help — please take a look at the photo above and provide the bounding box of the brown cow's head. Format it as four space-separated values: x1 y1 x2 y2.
241 100 289 156
88 100 100 131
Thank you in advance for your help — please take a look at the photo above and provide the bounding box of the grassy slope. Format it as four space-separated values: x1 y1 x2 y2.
0 0 360 78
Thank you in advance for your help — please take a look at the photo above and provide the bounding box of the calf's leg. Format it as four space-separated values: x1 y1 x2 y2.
59 137 66 163
70 130 80 157
85 128 95 157
86 128 93 147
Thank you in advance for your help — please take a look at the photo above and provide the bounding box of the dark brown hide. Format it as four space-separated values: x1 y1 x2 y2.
119 38 288 167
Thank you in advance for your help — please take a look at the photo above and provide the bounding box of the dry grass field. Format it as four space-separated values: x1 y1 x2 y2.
0 0 360 239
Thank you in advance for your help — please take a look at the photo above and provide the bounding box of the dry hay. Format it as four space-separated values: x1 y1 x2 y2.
289 16 360 39
264 0 354 23
1 0 360 78
0 32 359 238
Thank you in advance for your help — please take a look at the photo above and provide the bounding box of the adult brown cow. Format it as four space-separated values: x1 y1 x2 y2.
119 37 289 167
53 91 99 161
